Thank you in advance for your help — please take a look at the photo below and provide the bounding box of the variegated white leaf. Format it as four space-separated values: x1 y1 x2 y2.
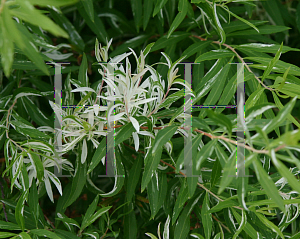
71 87 96 93
132 132 139 152
81 138 88 164
130 116 140 133
44 174 54 203
47 170 63 196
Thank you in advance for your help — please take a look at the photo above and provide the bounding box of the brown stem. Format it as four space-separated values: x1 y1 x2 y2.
43 213 55 229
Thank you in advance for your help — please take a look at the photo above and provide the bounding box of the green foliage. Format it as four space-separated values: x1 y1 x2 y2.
1 0 300 238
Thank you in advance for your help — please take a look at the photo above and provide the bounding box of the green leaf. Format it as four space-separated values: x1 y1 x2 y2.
126 154 143 202
11 0 68 38
15 189 29 231
254 212 284 239
237 168 251 212
100 146 125 197
12 87 41 101
88 123 134 174
190 233 205 239
49 9 85 50
194 59 226 102
82 0 94 22
22 97 52 127
21 163 29 190
0 221 21 230
153 0 168 17
212 3 226 44
76 2 108 43
130 0 142 32
208 198 239 214
143 0 154 30
141 125 178 192
236 43 300 54
260 0 284 27
202 192 212 239
232 210 246 239
163 215 171 239
56 212 80 229
124 202 137 239
147 171 167 219
245 87 265 111
170 59 226 126
215 73 237 114
195 49 234 62
55 183 72 228
270 149 300 195
78 53 88 87
261 42 283 82
0 13 14 77
87 137 106 174
224 8 259 33
198 62 232 118
211 158 221 189
81 206 111 231
53 229 79 239
64 158 87 208
150 32 190 52
28 153 44 182
272 92 300 128
110 34 150 57
159 89 185 109
174 192 202 239
0 232 17 238
206 110 232 138
181 41 212 59
145 233 158 239
81 195 99 230
28 180 39 228
28 0 78 7
17 232 32 239
171 183 189 225
31 229 63 239
252 154 285 212
167 0 188 38
230 208 257 239
227 25 290 37
249 56 300 77
253 96 297 137
297 2 300 33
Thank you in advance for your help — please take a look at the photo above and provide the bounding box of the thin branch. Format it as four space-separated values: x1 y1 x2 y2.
212 214 231 233
43 213 55 229
191 35 275 92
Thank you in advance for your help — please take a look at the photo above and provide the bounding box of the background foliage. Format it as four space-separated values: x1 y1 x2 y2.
1 0 300 238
